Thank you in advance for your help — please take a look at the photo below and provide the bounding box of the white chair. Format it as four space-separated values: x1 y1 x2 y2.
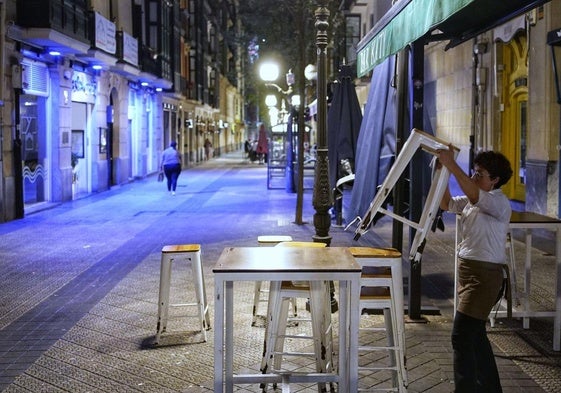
155 244 210 344
260 241 333 392
349 246 408 392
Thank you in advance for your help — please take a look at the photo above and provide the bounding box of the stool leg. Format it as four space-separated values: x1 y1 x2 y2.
309 281 331 393
383 308 400 389
390 263 408 389
252 281 263 326
507 232 519 305
272 297 292 372
386 286 407 393
260 281 282 383
156 254 173 343
190 250 210 342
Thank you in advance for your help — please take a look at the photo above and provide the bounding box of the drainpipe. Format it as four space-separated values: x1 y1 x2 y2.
0 0 5 219
470 39 478 173
471 41 487 168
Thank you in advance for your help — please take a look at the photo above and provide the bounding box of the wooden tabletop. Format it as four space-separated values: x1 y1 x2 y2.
213 247 361 273
511 211 561 224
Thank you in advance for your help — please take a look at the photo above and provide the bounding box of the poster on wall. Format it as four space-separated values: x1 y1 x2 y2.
72 130 84 158
99 127 107 154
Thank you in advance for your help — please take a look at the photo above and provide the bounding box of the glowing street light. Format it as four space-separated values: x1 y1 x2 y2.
259 61 280 82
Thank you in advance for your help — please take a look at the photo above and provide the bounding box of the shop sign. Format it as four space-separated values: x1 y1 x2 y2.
95 12 116 54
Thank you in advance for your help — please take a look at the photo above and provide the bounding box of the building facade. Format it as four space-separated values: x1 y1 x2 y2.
343 0 561 219
0 0 245 222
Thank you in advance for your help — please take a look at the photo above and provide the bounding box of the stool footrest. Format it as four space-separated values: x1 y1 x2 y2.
274 351 316 357
170 302 198 307
360 327 388 332
278 334 315 341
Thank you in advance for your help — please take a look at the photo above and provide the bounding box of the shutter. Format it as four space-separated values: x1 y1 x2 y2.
21 60 49 96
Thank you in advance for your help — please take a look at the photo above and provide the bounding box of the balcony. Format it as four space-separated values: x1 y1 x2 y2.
16 0 90 55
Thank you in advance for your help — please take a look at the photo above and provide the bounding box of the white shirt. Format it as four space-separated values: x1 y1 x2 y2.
448 188 511 264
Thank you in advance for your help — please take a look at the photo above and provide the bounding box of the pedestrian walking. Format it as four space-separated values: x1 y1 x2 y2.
256 124 268 164
160 141 182 195
437 147 513 393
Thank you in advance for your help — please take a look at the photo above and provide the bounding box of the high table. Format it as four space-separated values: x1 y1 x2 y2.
454 211 561 351
213 246 361 392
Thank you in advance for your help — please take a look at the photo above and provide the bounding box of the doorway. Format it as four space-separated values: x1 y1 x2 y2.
21 94 49 207
71 101 91 199
500 33 527 202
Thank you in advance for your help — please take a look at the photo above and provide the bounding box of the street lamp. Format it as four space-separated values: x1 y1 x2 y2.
312 1 332 244
259 61 279 82
265 94 279 126
259 62 296 193
547 28 561 217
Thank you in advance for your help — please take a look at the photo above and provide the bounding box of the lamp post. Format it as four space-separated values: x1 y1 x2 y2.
312 0 332 244
547 28 561 218
265 94 279 126
260 62 296 193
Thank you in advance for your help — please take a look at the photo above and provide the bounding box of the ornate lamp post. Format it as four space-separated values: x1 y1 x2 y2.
260 62 296 193
312 1 332 244
265 94 279 126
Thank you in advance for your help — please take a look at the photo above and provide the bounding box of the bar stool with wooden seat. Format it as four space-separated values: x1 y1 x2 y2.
155 244 210 344
252 235 294 326
260 241 334 392
348 246 408 393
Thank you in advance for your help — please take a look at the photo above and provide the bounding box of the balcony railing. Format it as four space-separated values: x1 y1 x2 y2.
17 0 89 44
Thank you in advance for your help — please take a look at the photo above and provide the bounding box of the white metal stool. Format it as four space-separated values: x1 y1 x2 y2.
260 241 333 393
349 246 408 393
252 235 293 326
155 244 210 344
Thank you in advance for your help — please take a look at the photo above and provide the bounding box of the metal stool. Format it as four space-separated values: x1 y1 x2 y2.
155 244 210 344
260 241 333 393
252 235 293 326
349 246 408 393
489 230 517 326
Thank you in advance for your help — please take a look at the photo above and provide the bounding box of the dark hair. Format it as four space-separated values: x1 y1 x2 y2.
170 141 177 148
473 151 512 189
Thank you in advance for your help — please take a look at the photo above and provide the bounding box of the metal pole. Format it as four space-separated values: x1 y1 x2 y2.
392 51 407 253
409 40 425 320
13 87 24 219
286 112 295 193
312 0 332 245
295 0 306 224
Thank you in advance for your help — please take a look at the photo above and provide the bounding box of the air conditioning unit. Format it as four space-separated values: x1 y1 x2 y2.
21 60 49 96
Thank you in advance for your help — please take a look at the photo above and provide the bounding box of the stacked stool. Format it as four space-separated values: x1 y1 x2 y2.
348 246 408 393
252 235 293 326
155 244 210 344
260 241 334 393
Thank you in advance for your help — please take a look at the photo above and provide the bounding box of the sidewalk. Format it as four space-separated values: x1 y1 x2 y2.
0 150 559 392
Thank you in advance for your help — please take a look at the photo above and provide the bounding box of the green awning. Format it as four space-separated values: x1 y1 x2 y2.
356 0 551 77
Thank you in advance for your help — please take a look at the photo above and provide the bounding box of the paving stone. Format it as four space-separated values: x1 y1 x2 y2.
0 152 559 392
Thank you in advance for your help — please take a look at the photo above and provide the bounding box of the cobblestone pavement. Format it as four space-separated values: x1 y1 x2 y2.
0 151 559 392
